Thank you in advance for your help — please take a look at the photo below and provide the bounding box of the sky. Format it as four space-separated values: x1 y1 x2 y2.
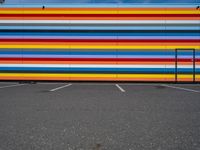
3 0 200 4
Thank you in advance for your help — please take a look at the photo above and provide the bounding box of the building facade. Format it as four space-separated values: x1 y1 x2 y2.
0 4 200 82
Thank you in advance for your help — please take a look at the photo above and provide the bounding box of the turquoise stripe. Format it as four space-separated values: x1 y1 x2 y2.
0 67 199 74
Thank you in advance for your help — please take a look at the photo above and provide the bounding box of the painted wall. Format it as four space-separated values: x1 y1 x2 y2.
0 4 200 82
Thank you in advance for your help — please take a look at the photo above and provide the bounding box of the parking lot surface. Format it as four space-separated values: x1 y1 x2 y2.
0 82 200 150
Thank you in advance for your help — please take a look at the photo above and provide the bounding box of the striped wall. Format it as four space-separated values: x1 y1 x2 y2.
0 4 200 82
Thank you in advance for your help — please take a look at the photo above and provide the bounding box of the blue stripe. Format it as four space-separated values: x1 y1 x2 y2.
0 32 198 36
0 67 199 73
0 36 199 39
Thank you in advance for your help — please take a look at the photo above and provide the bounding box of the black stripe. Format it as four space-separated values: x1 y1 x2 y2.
0 29 199 33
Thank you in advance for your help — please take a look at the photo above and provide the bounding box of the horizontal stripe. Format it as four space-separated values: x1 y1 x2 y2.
0 55 198 59
0 55 199 58
1 33 198 36
0 58 199 62
1 14 200 17
2 17 199 21
0 48 181 51
0 45 199 49
0 7 198 9
0 77 196 82
0 4 199 8
0 26 200 30
0 73 199 79
2 29 199 33
0 68 199 74
1 50 199 55
0 39 199 43
0 77 198 82
0 36 199 40
0 14 199 21
0 8 199 14
1 23 199 27
0 20 199 24
1 60 198 65
0 38 200 43
0 64 199 68
1 43 199 47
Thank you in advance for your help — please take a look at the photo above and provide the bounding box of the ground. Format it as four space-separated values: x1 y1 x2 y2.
0 82 200 150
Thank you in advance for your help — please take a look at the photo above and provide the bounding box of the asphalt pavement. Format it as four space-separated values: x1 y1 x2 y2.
0 82 200 150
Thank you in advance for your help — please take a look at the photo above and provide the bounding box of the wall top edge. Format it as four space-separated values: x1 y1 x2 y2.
1 4 200 8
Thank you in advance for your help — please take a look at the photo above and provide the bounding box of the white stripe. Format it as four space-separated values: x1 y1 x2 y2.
161 84 200 93
115 84 125 92
49 84 72 92
0 64 199 68
0 84 26 89
167 65 197 68
0 20 199 24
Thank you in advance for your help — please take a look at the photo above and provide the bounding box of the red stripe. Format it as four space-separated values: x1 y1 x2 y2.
0 14 199 17
1 57 199 62
0 39 199 43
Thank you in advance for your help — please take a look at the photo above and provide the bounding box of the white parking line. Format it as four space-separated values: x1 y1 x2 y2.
38 82 71 85
72 83 158 86
0 84 26 89
115 84 125 92
161 84 200 93
0 82 18 84
49 84 72 92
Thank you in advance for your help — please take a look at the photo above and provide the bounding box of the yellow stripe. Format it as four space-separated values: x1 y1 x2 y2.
0 73 115 78
0 45 199 49
177 74 194 78
0 73 199 78
119 74 200 78
0 10 198 14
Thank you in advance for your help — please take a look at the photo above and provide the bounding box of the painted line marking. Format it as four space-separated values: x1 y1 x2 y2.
38 83 200 86
71 83 159 86
38 82 71 85
49 84 72 92
0 84 26 89
115 84 125 92
0 82 18 84
161 84 200 93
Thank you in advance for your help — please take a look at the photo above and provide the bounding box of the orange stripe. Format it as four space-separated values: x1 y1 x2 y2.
0 76 199 82
177 78 195 81
0 8 196 11
196 78 200 81
0 76 117 81
0 17 199 20
0 76 68 80
70 77 117 80
112 78 166 81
